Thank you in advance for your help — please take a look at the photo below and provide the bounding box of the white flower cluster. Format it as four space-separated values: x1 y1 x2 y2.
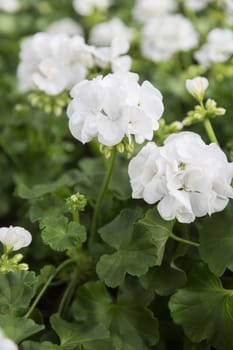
0 330 18 350
194 28 233 68
17 33 95 95
141 14 198 62
17 33 131 95
225 0 233 24
67 72 164 146
73 0 111 16
46 17 84 37
0 226 32 252
133 0 177 23
0 0 20 13
129 132 233 223
184 0 212 12
89 17 133 47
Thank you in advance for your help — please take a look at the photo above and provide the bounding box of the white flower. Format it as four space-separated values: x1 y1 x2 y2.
0 330 18 350
133 0 177 23
46 18 83 37
17 32 95 95
89 18 133 47
225 0 233 24
186 76 209 100
73 0 111 16
194 28 233 68
141 14 198 62
0 226 32 251
0 0 20 12
184 0 212 11
94 37 132 72
67 72 164 146
128 132 233 223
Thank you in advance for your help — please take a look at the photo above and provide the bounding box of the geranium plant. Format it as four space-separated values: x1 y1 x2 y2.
1 1 233 349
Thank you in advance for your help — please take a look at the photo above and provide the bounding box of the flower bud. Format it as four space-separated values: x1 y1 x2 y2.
66 193 87 212
0 226 32 252
186 76 209 101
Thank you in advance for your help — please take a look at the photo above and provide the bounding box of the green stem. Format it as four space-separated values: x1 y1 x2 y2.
203 119 219 145
170 233 200 247
24 258 74 319
58 268 79 317
88 147 117 249
73 210 79 223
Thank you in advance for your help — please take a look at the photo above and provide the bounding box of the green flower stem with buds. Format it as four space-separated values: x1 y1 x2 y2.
88 147 117 249
24 258 74 319
170 232 200 247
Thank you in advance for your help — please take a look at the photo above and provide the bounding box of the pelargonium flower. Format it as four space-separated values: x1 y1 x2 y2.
0 226 32 252
225 0 233 24
95 38 132 73
67 72 164 146
128 132 233 223
133 0 177 23
89 18 133 47
17 32 95 95
46 18 84 37
141 14 198 62
184 0 212 11
0 0 20 12
73 0 111 16
0 330 18 350
194 28 233 68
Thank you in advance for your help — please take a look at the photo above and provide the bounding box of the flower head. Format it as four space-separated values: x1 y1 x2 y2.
129 132 233 223
73 0 111 16
17 32 95 95
67 72 164 146
194 28 233 68
46 18 84 37
141 14 198 62
0 226 32 252
133 0 177 23
89 18 133 47
184 0 212 11
0 0 20 12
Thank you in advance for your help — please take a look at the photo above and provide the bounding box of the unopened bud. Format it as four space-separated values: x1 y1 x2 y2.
186 76 209 102
66 193 87 212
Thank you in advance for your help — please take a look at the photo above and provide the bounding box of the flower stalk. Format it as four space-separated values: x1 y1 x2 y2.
88 147 117 249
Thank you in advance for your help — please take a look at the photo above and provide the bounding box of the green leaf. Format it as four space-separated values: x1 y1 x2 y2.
0 270 36 314
0 315 44 343
198 202 233 276
50 313 109 350
21 341 60 350
15 171 83 199
140 264 186 296
81 340 114 350
29 196 67 223
184 338 211 350
169 264 233 350
109 157 131 200
72 281 159 350
40 216 86 252
96 208 174 287
138 208 175 264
